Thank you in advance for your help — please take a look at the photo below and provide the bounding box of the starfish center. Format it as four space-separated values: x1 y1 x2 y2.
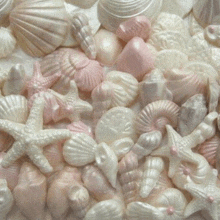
166 206 175 215
170 146 178 156
183 167 191 175
207 195 214 203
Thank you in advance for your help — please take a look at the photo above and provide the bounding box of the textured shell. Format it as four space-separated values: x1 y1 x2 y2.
63 133 97 166
0 179 14 220
139 69 173 106
188 12 204 36
140 157 164 198
177 94 207 136
204 25 220 47
13 162 47 220
65 0 97 8
97 0 163 32
193 0 220 28
67 121 93 138
135 100 180 135
0 27 16 59
84 199 124 220
207 78 220 112
0 0 13 24
95 143 118 188
9 0 68 57
0 95 28 123
71 13 97 59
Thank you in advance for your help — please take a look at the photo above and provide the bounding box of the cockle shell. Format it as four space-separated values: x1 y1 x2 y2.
67 121 93 137
0 179 14 220
70 13 97 59
13 162 47 220
97 0 163 32
0 27 16 59
140 157 165 198
65 0 97 8
135 100 180 136
204 25 220 47
84 199 124 220
0 0 13 25
178 94 207 136
9 0 68 57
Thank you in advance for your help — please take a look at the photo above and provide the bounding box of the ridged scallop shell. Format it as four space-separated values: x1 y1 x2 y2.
0 179 14 220
95 143 118 188
193 0 220 28
63 133 97 166
207 79 220 112
0 0 13 24
97 0 163 32
140 157 165 198
135 100 180 136
67 121 93 137
0 95 28 123
9 0 68 57
204 25 220 47
13 162 47 220
84 199 124 220
0 27 16 59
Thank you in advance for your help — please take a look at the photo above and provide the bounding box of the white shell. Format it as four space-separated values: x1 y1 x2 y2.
204 25 220 47
140 157 164 198
9 0 68 57
66 0 97 9
0 0 13 24
188 12 204 36
97 0 163 32
210 48 220 74
63 133 97 166
84 199 124 220
207 78 220 112
0 27 16 59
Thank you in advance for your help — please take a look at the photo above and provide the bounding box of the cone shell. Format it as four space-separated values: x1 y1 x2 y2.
9 0 68 57
135 100 180 135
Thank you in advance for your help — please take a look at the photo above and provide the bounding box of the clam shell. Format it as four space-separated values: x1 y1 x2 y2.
98 0 163 32
9 0 68 57
135 100 180 136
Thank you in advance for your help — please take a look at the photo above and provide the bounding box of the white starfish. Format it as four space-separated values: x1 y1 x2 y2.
0 97 71 173
184 169 220 220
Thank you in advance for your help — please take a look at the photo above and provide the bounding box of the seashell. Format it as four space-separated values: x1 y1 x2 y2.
47 166 81 219
9 0 68 57
116 37 154 81
139 69 173 106
13 162 47 220
178 94 207 136
135 100 180 136
0 0 13 25
95 143 118 188
185 212 206 220
65 0 98 8
94 29 123 66
2 64 27 96
193 0 220 28
0 95 28 123
210 47 220 74
6 205 29 220
188 12 204 36
140 157 164 198
70 13 97 59
0 27 16 59
132 131 162 159
146 43 158 57
0 131 14 152
164 68 206 104
68 185 90 219
116 16 151 42
84 199 124 220
95 107 137 145
67 121 93 137
155 49 188 73
97 0 163 32
0 179 14 220
0 67 8 87
204 25 220 47
0 152 21 190
63 133 97 166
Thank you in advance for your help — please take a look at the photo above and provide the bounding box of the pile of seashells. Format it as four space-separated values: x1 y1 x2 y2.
1 0 220 219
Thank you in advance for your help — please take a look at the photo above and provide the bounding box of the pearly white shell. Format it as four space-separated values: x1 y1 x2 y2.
207 78 220 112
65 0 97 9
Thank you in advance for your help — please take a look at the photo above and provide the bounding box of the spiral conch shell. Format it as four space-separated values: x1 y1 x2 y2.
9 0 68 57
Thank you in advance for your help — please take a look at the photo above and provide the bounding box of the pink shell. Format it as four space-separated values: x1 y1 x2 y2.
116 37 154 81
67 121 93 138
116 16 151 42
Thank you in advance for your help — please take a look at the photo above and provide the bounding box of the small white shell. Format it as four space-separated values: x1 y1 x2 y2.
204 25 220 47
0 0 13 25
84 199 124 220
0 27 16 59
63 133 97 166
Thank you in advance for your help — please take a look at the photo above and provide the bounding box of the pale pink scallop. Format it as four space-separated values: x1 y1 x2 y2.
116 37 155 81
67 121 93 138
116 16 151 42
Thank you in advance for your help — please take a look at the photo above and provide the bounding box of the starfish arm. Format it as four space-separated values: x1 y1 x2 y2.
26 144 53 173
1 141 25 167
184 199 203 218
65 80 78 102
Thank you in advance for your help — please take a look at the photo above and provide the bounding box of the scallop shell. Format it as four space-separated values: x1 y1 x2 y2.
84 199 124 220
135 100 180 136
13 162 47 220
9 0 68 57
0 27 16 59
0 95 28 123
67 121 93 137
207 78 220 112
0 0 13 25
63 133 97 166
193 0 220 28
97 0 163 32
95 143 118 188
65 0 97 8
0 179 14 220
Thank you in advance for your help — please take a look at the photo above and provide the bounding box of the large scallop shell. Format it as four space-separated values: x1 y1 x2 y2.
97 0 163 32
0 0 13 25
9 0 68 57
